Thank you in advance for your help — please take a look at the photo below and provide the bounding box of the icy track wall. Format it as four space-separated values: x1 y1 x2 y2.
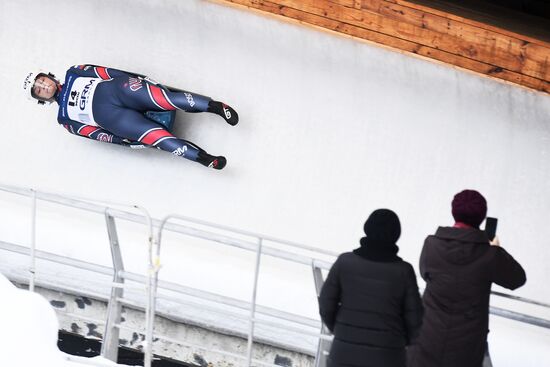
1 0 550 319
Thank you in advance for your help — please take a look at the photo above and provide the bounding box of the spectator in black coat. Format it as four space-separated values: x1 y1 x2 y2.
407 190 526 367
319 209 423 367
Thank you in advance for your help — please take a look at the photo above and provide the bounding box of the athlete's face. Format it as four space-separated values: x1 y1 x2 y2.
32 75 57 100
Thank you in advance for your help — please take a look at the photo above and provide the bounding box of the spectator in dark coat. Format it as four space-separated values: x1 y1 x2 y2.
319 209 423 367
408 190 526 367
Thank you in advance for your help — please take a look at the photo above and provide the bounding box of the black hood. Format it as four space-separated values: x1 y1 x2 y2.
430 226 490 265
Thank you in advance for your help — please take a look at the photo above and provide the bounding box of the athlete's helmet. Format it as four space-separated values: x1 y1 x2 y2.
23 71 59 105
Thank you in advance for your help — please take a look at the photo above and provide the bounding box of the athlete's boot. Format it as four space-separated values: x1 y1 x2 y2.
197 150 227 170
207 101 239 126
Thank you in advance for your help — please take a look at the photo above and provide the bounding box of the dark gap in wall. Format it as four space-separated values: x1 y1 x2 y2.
57 331 191 366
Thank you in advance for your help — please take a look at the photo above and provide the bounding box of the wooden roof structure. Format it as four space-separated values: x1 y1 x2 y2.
218 0 550 95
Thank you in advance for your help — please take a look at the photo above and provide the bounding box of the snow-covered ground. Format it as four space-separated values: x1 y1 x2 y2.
0 273 135 366
0 0 549 365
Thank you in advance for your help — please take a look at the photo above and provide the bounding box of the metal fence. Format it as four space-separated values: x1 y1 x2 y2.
0 183 548 367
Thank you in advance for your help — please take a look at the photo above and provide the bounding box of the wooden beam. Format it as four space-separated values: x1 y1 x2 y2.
363 1 550 81
387 0 550 48
263 0 550 80
218 0 550 94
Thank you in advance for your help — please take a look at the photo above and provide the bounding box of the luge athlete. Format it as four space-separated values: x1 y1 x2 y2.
23 64 239 170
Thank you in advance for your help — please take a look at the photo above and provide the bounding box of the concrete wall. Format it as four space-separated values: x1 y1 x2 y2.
26 284 313 367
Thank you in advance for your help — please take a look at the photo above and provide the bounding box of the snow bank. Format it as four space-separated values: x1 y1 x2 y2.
0 274 134 366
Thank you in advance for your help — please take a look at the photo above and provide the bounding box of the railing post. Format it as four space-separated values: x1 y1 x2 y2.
246 238 263 366
144 232 158 367
29 189 37 292
136 206 154 367
312 263 331 367
101 212 125 363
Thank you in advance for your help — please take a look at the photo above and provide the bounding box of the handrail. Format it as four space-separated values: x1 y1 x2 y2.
0 183 548 310
491 291 550 309
8 237 548 336
121 271 321 328
0 184 334 270
165 214 338 257
1 182 550 367
29 189 37 292
490 306 550 329
0 240 115 276
0 240 321 329
1 183 543 309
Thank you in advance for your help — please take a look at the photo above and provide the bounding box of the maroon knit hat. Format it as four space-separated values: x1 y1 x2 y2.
451 190 487 228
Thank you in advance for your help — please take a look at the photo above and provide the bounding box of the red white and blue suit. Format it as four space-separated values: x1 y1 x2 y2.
56 64 230 165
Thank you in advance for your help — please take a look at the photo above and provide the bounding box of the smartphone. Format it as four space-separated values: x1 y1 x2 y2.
485 217 498 241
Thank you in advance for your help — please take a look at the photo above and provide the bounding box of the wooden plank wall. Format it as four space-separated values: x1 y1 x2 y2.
218 0 550 94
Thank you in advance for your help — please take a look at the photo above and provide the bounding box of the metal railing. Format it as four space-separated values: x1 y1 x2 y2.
0 183 549 367
0 184 334 367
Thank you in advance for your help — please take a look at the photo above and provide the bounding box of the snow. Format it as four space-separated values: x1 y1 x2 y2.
0 0 549 364
0 273 135 366
489 315 550 367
